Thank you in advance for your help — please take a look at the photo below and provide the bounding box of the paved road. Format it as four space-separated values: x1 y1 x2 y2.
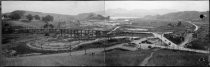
186 21 199 31
130 32 209 53
179 33 193 47
118 20 209 54
151 21 208 54
179 21 199 47
152 32 209 54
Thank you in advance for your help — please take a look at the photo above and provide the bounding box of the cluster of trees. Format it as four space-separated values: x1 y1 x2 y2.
25 14 54 23
25 14 41 21
25 14 54 22
3 11 25 20
164 34 184 44
167 21 182 27
42 15 54 36
188 25 210 50
3 11 53 23
42 15 54 23
87 14 110 20
177 21 182 26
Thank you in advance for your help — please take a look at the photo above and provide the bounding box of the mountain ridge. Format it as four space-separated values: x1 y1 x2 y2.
95 8 178 18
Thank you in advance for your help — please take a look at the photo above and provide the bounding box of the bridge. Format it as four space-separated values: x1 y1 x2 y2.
4 28 153 40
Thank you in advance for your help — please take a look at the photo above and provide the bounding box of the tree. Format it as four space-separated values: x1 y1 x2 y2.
2 14 9 18
42 15 54 23
168 23 173 27
177 21 182 26
43 23 54 36
42 15 54 36
9 13 21 20
9 10 25 20
43 23 54 29
34 15 40 20
26 14 33 21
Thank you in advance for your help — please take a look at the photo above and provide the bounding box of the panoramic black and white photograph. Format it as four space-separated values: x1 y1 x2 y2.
1 0 209 66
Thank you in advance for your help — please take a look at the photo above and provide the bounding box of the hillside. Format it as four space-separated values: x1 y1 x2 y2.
3 10 108 22
2 10 109 29
76 13 109 21
144 11 209 22
95 8 178 18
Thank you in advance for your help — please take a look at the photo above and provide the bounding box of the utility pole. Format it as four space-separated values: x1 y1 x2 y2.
69 44 71 56
85 48 87 55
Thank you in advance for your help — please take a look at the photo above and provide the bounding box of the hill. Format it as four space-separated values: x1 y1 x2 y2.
3 10 109 22
95 8 178 18
144 11 209 22
76 13 109 21
2 10 109 29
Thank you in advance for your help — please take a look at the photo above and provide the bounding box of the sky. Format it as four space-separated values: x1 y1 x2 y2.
2 1 105 15
105 1 209 11
2 1 209 15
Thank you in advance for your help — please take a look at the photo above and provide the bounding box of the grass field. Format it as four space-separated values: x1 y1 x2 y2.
105 49 153 66
3 53 105 66
147 49 209 66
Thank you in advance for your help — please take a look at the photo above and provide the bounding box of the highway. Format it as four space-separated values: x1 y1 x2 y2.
131 32 209 54
128 20 209 54
179 21 199 47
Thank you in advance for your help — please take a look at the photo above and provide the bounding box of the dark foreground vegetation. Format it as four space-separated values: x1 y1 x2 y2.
187 23 210 50
147 49 209 66
164 33 184 44
105 49 152 66
2 41 71 57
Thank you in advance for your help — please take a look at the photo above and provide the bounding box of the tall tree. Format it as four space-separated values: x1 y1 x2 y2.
26 14 33 21
34 15 40 20
9 13 21 20
177 21 182 26
42 15 54 23
9 10 25 20
2 14 9 18
42 15 54 36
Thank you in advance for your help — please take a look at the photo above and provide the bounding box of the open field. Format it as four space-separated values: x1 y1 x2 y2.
147 49 209 66
105 49 153 66
2 53 105 66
